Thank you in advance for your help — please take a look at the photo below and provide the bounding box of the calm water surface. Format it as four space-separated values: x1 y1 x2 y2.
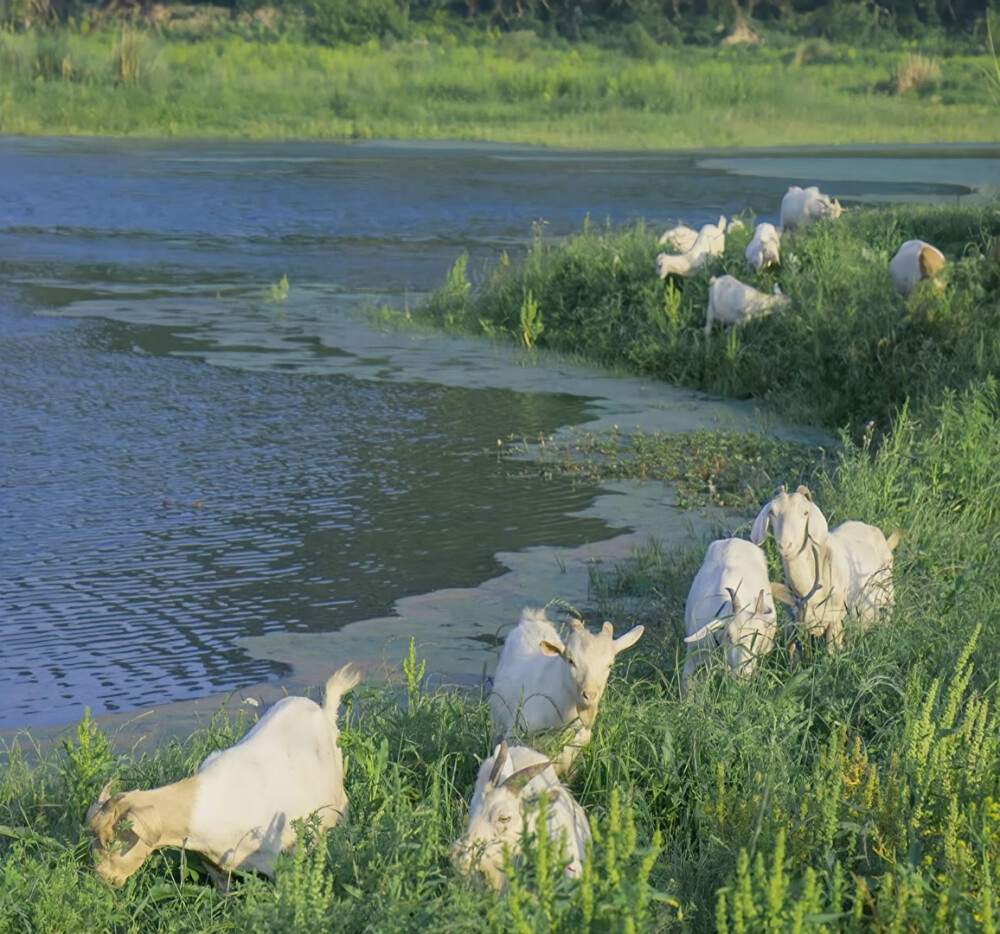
2 139 997 730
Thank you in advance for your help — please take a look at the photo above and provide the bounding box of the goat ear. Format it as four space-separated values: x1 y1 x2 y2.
502 761 551 794
125 805 162 847
612 625 644 654
750 501 772 545
769 581 796 606
684 617 727 643
804 503 829 546
539 640 564 657
601 621 614 637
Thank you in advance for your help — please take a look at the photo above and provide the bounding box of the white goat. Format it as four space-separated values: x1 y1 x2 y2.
889 239 946 296
451 740 590 892
779 186 843 231
705 275 789 334
488 608 643 770
751 485 899 651
745 222 781 270
658 223 700 252
656 215 727 279
682 538 779 688
87 664 361 890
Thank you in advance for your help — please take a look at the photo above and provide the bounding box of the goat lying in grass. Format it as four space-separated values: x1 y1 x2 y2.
682 538 780 688
889 239 946 295
451 739 590 893
752 485 898 651
658 222 700 252
705 274 789 333
87 664 361 890
779 186 843 231
745 222 781 271
488 607 643 772
656 216 726 279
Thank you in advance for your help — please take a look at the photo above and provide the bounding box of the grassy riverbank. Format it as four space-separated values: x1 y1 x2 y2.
2 205 999 930
2 387 998 930
1 27 999 146
412 203 1000 433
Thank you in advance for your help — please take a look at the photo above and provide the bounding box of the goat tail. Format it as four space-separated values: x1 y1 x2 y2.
886 530 901 553
323 663 362 723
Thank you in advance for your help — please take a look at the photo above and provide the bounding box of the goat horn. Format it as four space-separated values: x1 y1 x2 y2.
86 778 117 825
796 484 812 500
568 618 585 632
98 778 115 804
502 760 551 793
488 740 509 789
726 586 743 615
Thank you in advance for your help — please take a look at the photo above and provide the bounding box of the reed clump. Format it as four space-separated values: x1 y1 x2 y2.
111 22 150 88
895 52 942 94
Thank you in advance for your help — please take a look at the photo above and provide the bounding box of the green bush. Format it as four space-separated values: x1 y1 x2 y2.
307 0 410 46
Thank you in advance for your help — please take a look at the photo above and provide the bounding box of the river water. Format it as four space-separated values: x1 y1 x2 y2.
2 138 997 733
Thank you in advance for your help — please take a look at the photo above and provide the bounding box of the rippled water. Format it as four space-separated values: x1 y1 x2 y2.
2 138 997 730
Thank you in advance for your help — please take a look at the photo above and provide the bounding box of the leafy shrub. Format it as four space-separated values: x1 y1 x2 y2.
307 0 410 46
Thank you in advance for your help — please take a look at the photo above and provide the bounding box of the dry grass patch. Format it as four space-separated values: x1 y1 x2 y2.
895 53 941 94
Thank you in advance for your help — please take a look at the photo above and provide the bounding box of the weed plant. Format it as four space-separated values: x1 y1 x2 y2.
519 425 825 509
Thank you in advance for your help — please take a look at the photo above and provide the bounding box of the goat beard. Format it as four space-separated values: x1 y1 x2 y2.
576 706 597 728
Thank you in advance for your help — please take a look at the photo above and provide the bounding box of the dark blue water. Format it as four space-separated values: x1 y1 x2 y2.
2 138 996 730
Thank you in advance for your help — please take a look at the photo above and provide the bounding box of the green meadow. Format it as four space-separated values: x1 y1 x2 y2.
2 203 999 930
0 26 998 146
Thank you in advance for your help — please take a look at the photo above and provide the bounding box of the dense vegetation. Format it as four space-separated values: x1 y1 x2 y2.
5 0 1000 46
1 0 998 144
412 203 1000 432
2 203 999 931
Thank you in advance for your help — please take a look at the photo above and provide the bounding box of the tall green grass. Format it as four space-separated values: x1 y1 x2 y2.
2 383 998 930
415 204 1000 433
0 28 997 144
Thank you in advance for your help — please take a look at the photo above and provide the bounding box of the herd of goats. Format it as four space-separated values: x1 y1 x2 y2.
657 183 946 334
85 184 917 895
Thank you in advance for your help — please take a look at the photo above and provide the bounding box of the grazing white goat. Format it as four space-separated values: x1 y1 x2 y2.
751 485 899 651
488 608 643 769
745 222 782 271
656 215 727 279
682 538 779 688
87 664 361 890
779 186 843 231
889 239 946 296
705 275 789 334
658 223 700 252
451 740 590 892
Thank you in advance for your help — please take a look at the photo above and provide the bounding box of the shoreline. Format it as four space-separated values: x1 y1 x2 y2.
2 345 831 748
